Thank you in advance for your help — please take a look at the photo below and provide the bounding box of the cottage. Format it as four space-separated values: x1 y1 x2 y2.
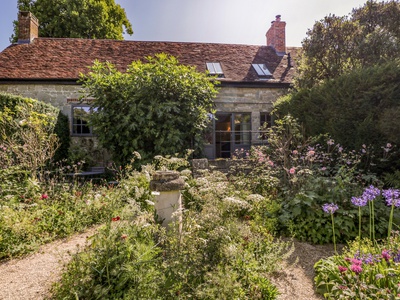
0 11 299 161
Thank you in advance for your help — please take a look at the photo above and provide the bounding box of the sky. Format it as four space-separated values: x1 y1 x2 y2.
0 0 369 52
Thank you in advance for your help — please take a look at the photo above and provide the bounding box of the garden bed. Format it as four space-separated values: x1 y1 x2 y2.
0 229 335 300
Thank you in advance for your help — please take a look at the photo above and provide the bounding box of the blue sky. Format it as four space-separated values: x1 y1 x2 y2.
1 0 368 52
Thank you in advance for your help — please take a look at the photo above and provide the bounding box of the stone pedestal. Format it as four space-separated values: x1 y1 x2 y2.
150 171 185 227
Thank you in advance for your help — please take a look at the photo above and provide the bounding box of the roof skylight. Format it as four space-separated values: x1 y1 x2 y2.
252 64 272 77
206 62 224 77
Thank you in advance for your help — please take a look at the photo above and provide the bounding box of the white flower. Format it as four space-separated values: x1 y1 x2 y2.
145 200 155 206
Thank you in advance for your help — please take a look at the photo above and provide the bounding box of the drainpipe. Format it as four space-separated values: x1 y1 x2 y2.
149 171 185 228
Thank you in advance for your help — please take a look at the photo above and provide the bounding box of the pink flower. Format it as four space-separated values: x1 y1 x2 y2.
338 266 348 273
382 249 391 261
289 167 296 175
292 150 298 155
41 194 48 200
307 150 315 156
350 258 362 265
350 264 363 274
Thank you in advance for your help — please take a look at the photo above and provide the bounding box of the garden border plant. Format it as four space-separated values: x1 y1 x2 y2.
315 186 400 299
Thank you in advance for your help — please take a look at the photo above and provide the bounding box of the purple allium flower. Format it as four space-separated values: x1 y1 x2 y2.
359 253 380 265
351 196 368 207
322 203 339 214
351 264 363 274
362 185 381 202
382 189 400 207
393 251 400 263
327 139 335 146
338 265 348 273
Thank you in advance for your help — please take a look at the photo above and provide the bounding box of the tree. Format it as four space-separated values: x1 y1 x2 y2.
11 0 133 41
295 0 400 89
80 53 219 165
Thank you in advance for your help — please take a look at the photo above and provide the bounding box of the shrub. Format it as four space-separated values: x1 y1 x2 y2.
0 92 70 174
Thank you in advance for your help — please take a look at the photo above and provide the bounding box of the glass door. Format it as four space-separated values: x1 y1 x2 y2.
214 113 251 158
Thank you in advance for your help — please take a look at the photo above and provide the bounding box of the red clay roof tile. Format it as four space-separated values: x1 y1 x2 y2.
0 38 299 83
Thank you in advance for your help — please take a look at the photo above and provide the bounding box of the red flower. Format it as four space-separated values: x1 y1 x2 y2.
121 234 128 240
112 216 121 221
41 193 48 200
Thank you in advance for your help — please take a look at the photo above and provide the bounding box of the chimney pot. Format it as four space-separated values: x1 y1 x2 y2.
18 11 39 44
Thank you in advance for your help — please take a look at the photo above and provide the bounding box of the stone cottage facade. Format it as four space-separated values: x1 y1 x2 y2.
0 12 299 160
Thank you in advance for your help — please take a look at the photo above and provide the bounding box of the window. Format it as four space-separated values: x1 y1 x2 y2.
252 64 272 77
260 112 273 140
260 112 273 128
234 113 251 145
206 62 224 77
71 105 96 136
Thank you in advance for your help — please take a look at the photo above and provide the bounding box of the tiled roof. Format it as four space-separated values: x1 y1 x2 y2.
0 38 299 84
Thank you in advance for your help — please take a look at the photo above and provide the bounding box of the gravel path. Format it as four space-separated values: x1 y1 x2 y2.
271 240 338 300
0 228 337 300
0 227 98 300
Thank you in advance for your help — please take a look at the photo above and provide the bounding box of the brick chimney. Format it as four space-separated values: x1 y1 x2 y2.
18 11 39 44
266 15 286 55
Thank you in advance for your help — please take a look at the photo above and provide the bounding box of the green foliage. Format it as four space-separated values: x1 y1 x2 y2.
51 215 164 299
81 53 219 165
49 159 289 299
241 116 400 244
12 0 133 41
274 60 400 171
314 235 400 299
296 0 400 89
52 112 70 163
0 156 153 260
0 93 70 173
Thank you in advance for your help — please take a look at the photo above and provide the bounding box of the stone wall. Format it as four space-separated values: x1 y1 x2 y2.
214 85 284 143
0 83 283 130
0 83 82 118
